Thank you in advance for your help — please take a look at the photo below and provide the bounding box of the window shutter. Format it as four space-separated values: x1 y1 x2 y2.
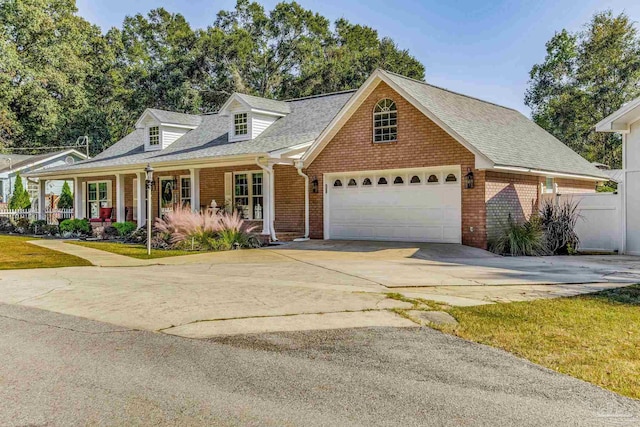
224 172 233 212
106 181 113 208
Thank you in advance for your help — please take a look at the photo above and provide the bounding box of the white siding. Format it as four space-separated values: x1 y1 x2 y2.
251 113 277 139
625 120 640 254
162 126 188 149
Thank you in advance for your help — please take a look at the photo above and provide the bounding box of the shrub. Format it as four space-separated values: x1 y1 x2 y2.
8 172 31 210
59 218 91 235
125 227 148 244
93 225 119 240
29 220 48 235
112 221 137 237
57 181 73 209
540 199 581 255
217 210 260 249
0 217 14 233
489 215 548 256
13 217 30 234
155 207 221 250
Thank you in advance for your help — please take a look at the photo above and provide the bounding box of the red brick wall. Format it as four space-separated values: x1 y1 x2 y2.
485 171 540 241
274 164 305 233
484 172 597 242
304 81 487 248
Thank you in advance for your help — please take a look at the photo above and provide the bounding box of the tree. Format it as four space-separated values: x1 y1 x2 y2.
8 172 31 210
58 181 73 209
525 11 640 168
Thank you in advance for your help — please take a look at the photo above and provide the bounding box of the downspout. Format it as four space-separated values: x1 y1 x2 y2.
295 160 310 239
256 157 277 241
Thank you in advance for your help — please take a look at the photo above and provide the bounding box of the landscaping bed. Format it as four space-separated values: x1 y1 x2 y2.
429 285 640 399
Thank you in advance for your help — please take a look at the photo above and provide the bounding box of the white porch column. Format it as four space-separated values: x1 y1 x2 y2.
136 172 147 228
73 177 83 218
115 173 125 222
38 179 46 220
269 165 276 240
261 166 271 235
190 168 200 212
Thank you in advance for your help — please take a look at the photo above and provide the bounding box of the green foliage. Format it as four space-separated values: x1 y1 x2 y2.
0 0 424 154
57 181 74 209
59 218 91 235
489 215 548 257
112 221 137 237
29 219 48 235
525 11 640 168
596 182 617 192
8 172 31 209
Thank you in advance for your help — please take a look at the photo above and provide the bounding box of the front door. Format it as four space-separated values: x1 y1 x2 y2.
159 177 177 218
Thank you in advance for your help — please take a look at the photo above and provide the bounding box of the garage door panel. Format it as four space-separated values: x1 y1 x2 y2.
327 168 462 243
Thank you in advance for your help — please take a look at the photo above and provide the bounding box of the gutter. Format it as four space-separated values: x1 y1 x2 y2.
294 160 310 240
491 165 608 181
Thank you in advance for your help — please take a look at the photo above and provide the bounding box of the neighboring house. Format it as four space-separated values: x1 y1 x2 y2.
25 69 607 248
596 97 640 255
0 149 87 206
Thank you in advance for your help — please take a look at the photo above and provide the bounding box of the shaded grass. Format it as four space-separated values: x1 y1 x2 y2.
0 235 92 270
67 241 201 259
434 285 640 399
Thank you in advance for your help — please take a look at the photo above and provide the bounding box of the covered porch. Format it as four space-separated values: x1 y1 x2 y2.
34 160 308 241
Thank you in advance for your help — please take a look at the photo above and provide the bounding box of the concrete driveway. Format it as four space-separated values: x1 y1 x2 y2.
0 239 637 337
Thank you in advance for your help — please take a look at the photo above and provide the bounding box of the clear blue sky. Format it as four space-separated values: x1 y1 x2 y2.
76 0 639 116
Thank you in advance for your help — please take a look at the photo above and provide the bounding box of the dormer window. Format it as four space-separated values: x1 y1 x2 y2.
234 113 248 136
149 126 160 146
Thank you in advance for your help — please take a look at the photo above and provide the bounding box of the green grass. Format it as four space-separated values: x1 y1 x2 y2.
0 235 92 270
67 240 201 259
433 285 640 399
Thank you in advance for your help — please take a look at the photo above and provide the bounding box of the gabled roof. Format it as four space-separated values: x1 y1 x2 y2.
303 69 608 180
595 96 640 133
0 149 87 174
135 108 202 128
29 91 354 176
219 93 291 116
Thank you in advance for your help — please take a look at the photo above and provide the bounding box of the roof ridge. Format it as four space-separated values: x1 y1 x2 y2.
380 69 519 113
283 89 357 102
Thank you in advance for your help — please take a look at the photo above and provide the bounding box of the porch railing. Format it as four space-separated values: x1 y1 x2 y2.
0 208 74 225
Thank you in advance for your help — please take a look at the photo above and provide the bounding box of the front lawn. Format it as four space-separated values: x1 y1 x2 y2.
67 241 200 259
0 235 92 270
434 285 640 399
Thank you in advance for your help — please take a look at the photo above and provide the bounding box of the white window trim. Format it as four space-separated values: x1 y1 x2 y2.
148 125 161 146
233 170 264 220
373 98 398 143
86 180 112 219
180 175 191 208
234 113 248 136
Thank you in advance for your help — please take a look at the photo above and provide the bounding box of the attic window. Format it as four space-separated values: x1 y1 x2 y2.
373 99 397 143
149 126 160 146
234 113 248 136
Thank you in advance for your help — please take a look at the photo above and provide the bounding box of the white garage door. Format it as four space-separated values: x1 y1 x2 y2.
325 167 462 243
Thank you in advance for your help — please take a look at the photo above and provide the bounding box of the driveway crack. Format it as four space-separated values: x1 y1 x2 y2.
0 313 137 335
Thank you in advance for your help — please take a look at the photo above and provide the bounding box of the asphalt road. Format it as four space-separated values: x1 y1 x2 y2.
1 303 639 426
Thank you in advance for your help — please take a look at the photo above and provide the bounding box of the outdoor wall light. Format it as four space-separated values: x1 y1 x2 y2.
311 176 319 193
465 168 474 189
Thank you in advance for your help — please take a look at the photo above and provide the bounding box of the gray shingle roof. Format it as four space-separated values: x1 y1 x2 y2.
235 93 291 115
36 91 354 174
0 150 80 174
148 109 202 127
382 70 608 179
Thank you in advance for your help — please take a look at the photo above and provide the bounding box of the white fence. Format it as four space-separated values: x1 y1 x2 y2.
0 208 74 225
546 193 622 253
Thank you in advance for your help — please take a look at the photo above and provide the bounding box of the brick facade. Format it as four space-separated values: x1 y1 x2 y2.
304 81 487 248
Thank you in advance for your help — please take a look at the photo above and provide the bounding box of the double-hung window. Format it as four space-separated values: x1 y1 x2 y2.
87 181 110 219
149 126 160 146
234 113 248 136
180 177 191 208
234 172 263 220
